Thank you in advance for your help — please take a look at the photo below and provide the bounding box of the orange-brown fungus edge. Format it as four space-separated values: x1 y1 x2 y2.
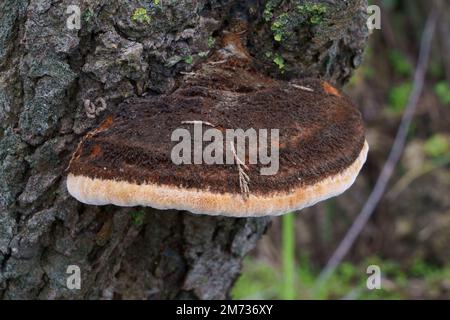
323 81 342 97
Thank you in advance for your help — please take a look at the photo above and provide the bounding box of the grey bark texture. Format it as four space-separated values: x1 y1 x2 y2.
0 0 368 299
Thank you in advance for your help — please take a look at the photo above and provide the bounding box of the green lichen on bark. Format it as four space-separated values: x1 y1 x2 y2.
249 0 369 84
131 7 151 24
270 2 328 42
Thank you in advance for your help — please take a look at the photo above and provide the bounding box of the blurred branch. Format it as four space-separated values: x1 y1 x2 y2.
317 7 439 284
435 0 450 81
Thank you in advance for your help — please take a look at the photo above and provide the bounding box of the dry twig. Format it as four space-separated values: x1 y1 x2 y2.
230 141 250 199
181 120 216 128
291 84 314 92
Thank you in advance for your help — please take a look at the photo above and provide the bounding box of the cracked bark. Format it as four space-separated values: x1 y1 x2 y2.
0 0 368 299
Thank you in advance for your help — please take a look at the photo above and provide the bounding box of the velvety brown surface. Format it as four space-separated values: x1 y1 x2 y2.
68 51 365 196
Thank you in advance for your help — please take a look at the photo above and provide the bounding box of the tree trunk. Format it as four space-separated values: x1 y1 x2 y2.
0 0 368 299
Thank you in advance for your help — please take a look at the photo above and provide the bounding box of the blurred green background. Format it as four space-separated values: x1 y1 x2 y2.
233 0 450 300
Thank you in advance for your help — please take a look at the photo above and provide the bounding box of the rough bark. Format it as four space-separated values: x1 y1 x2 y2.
0 0 368 299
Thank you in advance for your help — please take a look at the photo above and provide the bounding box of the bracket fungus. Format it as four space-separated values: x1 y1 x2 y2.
67 31 368 217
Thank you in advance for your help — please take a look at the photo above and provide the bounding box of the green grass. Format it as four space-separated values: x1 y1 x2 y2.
388 50 413 77
232 255 450 300
424 134 450 159
281 213 296 299
434 82 450 106
387 82 412 114
231 260 280 299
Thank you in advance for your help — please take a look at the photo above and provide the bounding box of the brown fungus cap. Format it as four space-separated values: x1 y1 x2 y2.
67 33 368 217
